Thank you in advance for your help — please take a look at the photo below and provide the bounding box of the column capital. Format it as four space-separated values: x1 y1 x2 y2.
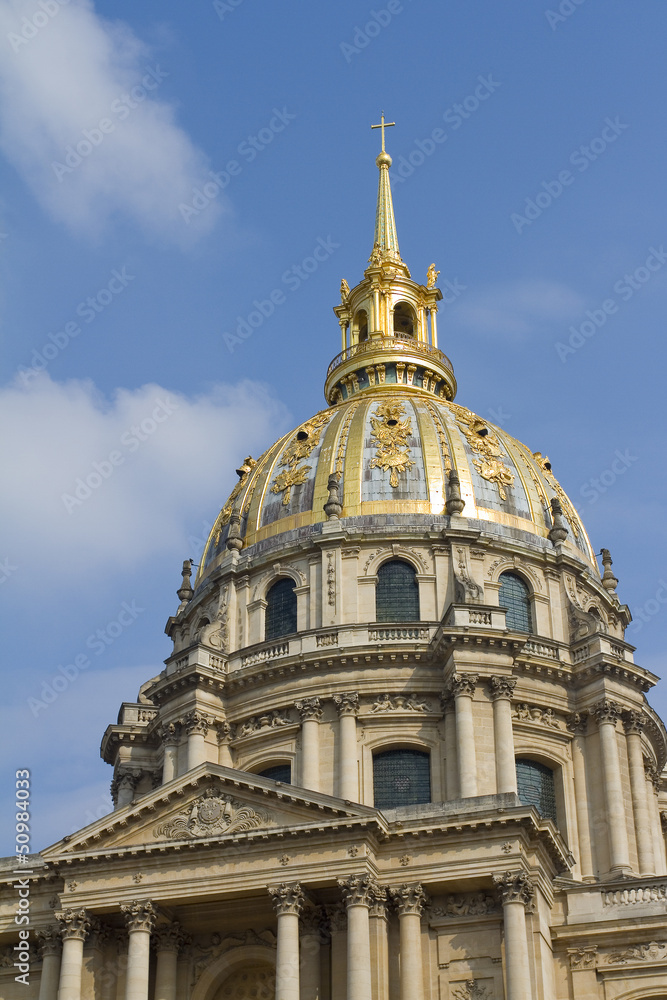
449 673 479 698
338 873 380 908
389 882 428 916
159 721 181 746
489 676 517 701
121 900 158 933
56 908 91 942
492 870 535 907
37 926 62 957
111 767 141 803
268 882 305 916
566 711 588 735
622 709 646 735
183 710 211 737
299 904 325 937
369 886 389 919
333 692 359 717
152 922 185 953
593 699 621 726
644 762 660 792
88 919 113 951
295 697 322 722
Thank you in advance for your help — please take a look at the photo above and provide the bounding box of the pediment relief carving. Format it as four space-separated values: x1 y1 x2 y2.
154 788 272 841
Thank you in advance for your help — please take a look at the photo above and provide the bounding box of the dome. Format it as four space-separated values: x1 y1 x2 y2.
197 389 594 588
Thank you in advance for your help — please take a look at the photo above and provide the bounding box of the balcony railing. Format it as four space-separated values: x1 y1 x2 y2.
326 336 454 378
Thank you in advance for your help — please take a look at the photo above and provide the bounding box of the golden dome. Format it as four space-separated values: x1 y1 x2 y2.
197 388 594 586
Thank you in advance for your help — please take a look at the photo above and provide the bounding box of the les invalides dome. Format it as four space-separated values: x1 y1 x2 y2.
2 118 666 1000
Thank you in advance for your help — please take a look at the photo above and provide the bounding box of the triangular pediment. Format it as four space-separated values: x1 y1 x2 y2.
42 764 379 860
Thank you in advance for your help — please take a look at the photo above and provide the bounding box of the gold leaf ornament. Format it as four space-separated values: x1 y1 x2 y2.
369 399 414 488
452 405 515 501
271 412 330 506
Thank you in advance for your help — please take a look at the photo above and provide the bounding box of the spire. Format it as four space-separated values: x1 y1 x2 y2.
370 113 401 262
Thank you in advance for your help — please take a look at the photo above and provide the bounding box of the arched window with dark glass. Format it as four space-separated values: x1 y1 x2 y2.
499 572 533 633
373 748 431 809
516 758 556 822
376 560 419 622
265 578 297 640
258 763 291 784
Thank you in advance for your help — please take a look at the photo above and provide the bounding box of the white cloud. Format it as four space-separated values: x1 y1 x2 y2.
0 373 289 584
0 0 222 243
450 279 585 341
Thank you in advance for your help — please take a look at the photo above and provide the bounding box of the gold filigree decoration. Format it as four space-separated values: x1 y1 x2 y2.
424 400 452 473
335 401 360 476
211 457 257 543
271 412 330 506
369 399 414 488
451 403 514 501
533 452 580 538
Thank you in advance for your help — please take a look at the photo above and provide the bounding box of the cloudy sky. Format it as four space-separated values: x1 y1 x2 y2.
1 0 666 850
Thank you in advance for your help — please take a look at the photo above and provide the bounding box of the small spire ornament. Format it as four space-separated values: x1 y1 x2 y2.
176 559 194 612
446 469 466 515
324 473 343 520
548 497 569 544
226 510 244 551
600 548 619 592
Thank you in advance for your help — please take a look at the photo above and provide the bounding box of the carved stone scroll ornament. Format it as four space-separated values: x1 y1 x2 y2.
606 941 667 965
183 710 212 737
430 891 499 918
120 900 157 933
154 788 270 840
389 882 429 916
371 693 431 712
452 981 493 1000
333 692 359 717
449 673 479 699
488 676 517 701
568 947 597 970
239 710 292 736
295 697 322 722
37 927 62 958
492 870 535 909
153 923 186 953
338 874 381 908
453 546 483 603
55 908 91 941
512 703 561 728
268 882 305 916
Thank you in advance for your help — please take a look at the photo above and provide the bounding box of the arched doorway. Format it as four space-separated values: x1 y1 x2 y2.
213 962 275 1000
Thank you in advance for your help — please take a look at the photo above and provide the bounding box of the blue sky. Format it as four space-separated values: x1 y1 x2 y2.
1 0 667 850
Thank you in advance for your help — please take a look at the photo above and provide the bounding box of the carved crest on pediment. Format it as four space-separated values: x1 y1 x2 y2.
153 788 271 840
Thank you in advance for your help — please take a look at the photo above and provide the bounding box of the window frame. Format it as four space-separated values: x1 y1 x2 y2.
375 558 420 623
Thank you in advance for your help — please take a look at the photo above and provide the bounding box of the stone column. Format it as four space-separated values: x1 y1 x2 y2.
296 698 322 792
492 871 535 1000
37 928 62 1000
441 693 458 800
160 724 180 784
269 883 304 1000
333 693 360 801
338 875 376 1000
389 884 427 1000
593 700 631 875
85 921 111 1000
450 674 479 797
114 769 140 809
369 889 389 1000
299 907 323 1000
623 711 655 875
184 711 211 770
325 904 347 1000
56 908 90 1000
566 713 595 881
489 676 518 794
120 901 156 1000
153 923 183 1000
215 722 234 768
646 765 667 876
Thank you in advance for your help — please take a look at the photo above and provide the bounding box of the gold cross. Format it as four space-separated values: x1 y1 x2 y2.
371 112 395 152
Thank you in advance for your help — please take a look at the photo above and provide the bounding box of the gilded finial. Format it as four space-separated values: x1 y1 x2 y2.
340 279 350 304
371 111 396 156
427 263 440 289
370 112 402 263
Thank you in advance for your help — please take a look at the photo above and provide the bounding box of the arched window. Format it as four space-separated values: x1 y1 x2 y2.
499 572 532 633
258 763 291 784
516 759 556 822
354 309 368 343
373 749 431 809
265 578 297 640
393 301 415 338
376 560 419 622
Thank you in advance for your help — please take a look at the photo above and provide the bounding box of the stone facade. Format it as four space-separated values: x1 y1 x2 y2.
1 134 666 1000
